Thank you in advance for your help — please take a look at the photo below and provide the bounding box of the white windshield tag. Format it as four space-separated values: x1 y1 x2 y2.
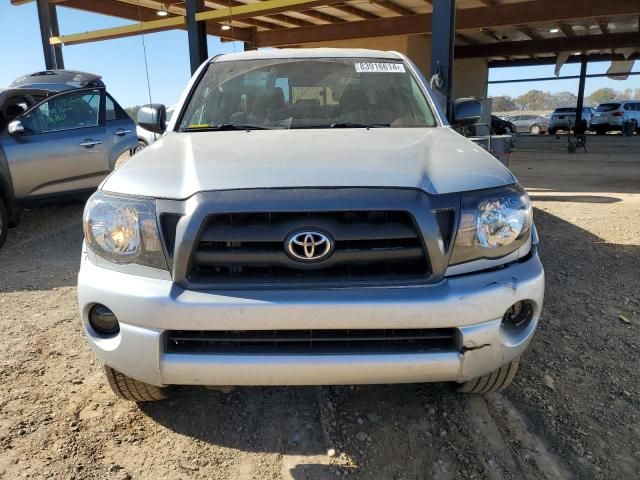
355 62 406 73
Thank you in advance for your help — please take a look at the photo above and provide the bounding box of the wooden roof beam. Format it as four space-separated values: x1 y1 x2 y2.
559 22 575 37
597 18 609 34
325 5 379 20
195 0 345 23
456 31 640 58
368 1 416 17
205 1 318 27
54 0 252 43
519 25 541 40
254 0 640 47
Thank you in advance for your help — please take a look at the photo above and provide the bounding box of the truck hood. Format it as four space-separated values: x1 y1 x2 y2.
103 128 515 199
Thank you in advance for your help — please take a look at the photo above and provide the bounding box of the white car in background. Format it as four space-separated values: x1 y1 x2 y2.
590 100 640 134
131 105 175 154
548 106 594 134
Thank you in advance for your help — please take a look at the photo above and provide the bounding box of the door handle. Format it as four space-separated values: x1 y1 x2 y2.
114 129 132 136
78 139 103 147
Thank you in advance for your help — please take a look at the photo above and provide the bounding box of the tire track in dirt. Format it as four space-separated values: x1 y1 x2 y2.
469 394 576 479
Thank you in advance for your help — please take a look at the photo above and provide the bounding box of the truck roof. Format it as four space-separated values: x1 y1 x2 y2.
214 48 404 63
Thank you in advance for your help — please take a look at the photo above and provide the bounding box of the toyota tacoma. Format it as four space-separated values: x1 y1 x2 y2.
78 49 544 401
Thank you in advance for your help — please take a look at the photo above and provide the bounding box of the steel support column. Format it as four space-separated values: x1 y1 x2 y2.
186 0 208 74
574 57 588 134
244 28 257 51
430 0 456 119
49 2 64 69
36 0 57 70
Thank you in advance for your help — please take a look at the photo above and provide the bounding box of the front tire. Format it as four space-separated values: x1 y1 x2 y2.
457 357 520 394
103 364 168 402
548 127 556 135
0 197 8 249
529 124 541 135
129 139 148 156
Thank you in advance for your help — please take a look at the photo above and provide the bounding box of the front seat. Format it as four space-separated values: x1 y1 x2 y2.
337 87 370 124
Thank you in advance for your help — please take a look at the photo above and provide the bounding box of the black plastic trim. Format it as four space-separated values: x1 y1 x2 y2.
156 188 460 290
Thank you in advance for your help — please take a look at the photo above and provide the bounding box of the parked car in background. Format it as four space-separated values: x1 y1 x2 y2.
491 115 515 135
590 100 640 134
0 70 136 249
505 114 549 135
548 106 594 134
78 48 544 402
131 105 175 155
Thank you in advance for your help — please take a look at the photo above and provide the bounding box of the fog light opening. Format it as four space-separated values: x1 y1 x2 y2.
89 304 120 336
502 301 534 331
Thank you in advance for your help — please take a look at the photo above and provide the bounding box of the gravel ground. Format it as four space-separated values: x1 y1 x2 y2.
1 135 638 480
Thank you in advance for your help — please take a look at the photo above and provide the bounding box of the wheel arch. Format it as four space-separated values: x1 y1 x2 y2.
0 148 15 217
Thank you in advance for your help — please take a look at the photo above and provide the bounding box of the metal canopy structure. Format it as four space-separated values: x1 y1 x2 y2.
13 0 640 61
10 0 640 125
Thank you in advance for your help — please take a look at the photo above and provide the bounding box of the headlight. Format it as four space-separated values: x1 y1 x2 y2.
83 192 168 270
450 184 532 265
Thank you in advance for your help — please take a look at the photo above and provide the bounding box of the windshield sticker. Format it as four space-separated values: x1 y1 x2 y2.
355 62 406 73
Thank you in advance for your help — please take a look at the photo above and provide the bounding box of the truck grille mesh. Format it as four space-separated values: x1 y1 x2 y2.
187 211 429 285
165 329 458 354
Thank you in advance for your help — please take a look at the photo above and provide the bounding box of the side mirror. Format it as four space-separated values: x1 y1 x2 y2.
137 104 167 134
452 98 482 127
7 120 24 135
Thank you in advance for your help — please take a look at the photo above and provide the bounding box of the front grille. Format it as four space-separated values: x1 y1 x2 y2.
188 211 429 285
165 329 458 354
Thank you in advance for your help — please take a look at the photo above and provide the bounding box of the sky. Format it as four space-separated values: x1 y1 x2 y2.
0 2 638 107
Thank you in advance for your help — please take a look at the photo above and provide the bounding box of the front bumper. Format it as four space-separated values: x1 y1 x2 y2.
78 252 545 387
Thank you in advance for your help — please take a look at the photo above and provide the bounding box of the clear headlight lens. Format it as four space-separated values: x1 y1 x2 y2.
83 192 168 270
450 184 532 265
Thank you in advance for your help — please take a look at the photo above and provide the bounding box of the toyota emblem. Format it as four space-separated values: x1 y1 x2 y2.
286 231 333 261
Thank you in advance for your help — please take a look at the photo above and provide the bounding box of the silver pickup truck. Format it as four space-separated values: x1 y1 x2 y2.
78 49 544 402
0 70 136 248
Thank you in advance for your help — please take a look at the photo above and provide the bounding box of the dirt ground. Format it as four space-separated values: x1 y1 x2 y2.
1 135 639 480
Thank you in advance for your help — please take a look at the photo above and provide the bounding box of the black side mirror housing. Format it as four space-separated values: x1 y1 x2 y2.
137 104 167 134
452 98 482 127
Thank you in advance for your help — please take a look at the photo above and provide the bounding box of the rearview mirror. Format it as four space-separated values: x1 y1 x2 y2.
137 104 167 134
452 98 482 127
7 120 24 135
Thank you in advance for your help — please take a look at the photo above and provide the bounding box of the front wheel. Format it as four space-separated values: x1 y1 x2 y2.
103 364 168 402
129 139 148 156
548 127 557 135
0 196 8 249
529 124 541 135
457 357 520 394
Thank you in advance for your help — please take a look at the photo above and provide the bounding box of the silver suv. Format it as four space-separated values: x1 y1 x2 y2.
0 70 137 248
78 49 545 401
548 106 594 134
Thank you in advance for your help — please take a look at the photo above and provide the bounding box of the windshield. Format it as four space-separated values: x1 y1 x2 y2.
178 57 437 131
596 103 620 112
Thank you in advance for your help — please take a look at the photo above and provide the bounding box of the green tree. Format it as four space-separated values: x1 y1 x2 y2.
491 95 518 112
586 88 619 105
550 91 577 108
515 90 553 110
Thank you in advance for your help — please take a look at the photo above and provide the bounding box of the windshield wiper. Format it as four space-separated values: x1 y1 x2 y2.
181 124 271 132
330 122 379 129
